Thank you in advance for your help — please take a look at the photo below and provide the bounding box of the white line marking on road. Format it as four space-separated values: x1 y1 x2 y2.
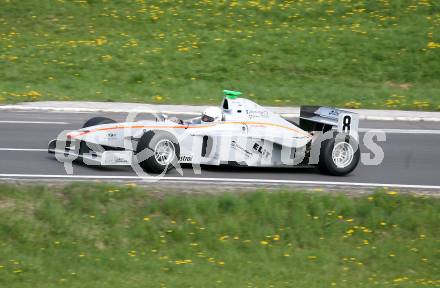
0 120 68 124
360 128 440 134
0 148 47 152
0 174 439 190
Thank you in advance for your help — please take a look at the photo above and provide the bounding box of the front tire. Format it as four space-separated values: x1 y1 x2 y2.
79 117 116 156
135 131 180 174
318 134 360 176
82 116 116 128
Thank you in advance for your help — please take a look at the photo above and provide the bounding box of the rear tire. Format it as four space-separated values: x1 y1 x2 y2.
318 134 360 176
135 130 180 174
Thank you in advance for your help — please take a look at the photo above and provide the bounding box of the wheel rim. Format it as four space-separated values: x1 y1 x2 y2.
331 142 354 168
154 139 175 166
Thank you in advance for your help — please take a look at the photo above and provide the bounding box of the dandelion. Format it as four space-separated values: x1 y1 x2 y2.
413 100 431 109
153 95 163 101
101 55 112 61
344 101 361 109
26 90 42 97
427 42 440 49
307 256 317 260
95 37 107 46
393 277 409 283
387 191 398 196
260 240 269 245
143 217 150 221
175 259 192 265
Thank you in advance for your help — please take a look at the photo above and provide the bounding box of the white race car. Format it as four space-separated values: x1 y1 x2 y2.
48 90 360 176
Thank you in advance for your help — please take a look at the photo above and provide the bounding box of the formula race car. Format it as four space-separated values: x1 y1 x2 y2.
48 90 360 176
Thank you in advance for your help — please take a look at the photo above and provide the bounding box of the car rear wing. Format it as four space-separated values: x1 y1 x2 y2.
299 106 359 136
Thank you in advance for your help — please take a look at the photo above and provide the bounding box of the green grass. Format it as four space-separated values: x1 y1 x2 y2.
0 183 438 287
0 0 439 110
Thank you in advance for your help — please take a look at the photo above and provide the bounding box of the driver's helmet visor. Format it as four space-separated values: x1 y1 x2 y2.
201 114 215 122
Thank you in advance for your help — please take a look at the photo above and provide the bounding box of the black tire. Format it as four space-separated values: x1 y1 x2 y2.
135 130 180 174
317 134 360 176
82 116 116 128
79 117 116 156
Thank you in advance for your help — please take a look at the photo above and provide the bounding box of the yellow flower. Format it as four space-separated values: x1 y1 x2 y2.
95 37 107 46
427 42 440 49
101 55 112 61
387 191 398 196
26 90 41 97
344 101 361 109
143 217 150 221
307 256 317 260
260 240 269 245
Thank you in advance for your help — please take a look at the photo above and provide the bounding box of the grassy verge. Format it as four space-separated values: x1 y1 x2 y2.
0 1 439 110
0 183 438 287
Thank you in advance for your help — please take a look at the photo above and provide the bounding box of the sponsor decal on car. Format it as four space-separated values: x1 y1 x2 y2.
179 155 193 162
231 140 252 158
252 143 270 158
246 109 269 119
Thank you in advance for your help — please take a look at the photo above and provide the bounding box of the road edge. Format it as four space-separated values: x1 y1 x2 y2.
1 101 440 122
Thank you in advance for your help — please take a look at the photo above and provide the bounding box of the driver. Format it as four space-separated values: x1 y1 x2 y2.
169 106 223 125
201 107 222 123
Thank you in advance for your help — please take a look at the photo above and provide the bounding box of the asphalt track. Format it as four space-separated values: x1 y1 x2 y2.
0 110 439 191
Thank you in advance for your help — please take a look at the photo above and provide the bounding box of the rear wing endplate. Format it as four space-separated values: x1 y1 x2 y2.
299 106 359 135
